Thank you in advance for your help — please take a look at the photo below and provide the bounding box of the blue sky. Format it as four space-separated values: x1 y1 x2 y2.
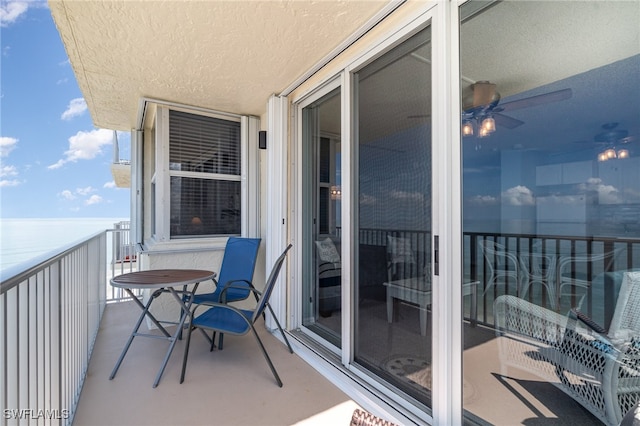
1 0 130 218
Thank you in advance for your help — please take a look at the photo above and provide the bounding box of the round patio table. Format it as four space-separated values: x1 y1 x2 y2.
109 269 215 387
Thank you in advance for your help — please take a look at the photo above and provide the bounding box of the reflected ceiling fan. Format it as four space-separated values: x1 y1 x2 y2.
462 81 573 137
593 122 633 161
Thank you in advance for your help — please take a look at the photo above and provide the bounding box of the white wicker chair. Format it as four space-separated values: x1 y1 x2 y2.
518 251 557 308
479 239 523 297
557 247 623 307
494 271 640 425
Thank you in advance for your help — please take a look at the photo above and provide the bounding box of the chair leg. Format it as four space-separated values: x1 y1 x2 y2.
249 323 282 387
180 323 195 384
218 333 225 350
267 304 293 354
210 331 216 352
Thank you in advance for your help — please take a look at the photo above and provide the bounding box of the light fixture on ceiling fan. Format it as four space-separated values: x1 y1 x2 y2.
461 81 572 144
596 122 631 162
462 81 500 138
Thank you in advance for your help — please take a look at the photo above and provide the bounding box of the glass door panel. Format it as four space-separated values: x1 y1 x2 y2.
354 26 433 407
460 1 640 424
301 87 342 348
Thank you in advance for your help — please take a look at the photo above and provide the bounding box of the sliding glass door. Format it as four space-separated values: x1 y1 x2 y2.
460 1 640 424
353 26 433 407
301 85 342 348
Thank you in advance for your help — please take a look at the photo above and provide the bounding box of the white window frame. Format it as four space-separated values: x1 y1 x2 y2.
144 101 260 246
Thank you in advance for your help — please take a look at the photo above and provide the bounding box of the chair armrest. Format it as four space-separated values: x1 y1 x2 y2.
219 280 257 302
570 308 607 334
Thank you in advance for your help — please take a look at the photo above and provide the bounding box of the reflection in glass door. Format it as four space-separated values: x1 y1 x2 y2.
301 87 342 348
460 1 640 424
354 26 433 407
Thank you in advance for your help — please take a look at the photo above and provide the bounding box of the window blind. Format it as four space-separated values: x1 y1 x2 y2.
169 110 241 175
168 110 242 237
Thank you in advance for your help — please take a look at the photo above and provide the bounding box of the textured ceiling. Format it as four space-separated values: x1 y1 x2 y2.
49 0 639 137
49 0 390 130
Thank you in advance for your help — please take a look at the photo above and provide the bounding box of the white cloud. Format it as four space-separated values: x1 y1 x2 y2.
0 179 20 187
468 194 498 206
85 195 104 205
56 78 69 85
104 181 117 188
48 128 113 169
61 98 87 120
48 159 66 170
59 188 105 207
0 165 18 177
578 177 621 204
1 136 18 157
0 1 28 27
502 185 536 206
76 186 95 196
59 190 76 200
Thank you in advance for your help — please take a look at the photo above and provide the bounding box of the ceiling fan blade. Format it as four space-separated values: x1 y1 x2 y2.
499 88 572 112
494 113 524 129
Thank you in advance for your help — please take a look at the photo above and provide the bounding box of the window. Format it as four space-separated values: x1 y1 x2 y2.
169 110 241 237
147 104 258 242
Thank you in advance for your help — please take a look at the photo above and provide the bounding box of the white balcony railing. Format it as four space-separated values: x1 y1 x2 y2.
0 223 137 425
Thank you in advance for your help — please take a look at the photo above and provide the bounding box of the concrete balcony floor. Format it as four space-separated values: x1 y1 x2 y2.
74 301 360 426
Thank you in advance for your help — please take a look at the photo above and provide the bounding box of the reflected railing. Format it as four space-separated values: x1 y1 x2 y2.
0 223 138 425
467 232 640 329
340 227 640 329
337 227 432 282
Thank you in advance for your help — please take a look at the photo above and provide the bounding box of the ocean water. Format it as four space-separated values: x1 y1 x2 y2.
0 218 127 272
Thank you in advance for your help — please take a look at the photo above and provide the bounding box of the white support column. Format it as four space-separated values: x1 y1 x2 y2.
265 95 289 331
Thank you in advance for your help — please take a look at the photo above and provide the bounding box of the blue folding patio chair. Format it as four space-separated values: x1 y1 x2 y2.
180 244 294 387
183 237 261 345
192 237 261 306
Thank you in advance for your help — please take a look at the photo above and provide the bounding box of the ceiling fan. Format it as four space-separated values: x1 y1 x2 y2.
593 122 633 161
560 122 634 162
462 81 573 137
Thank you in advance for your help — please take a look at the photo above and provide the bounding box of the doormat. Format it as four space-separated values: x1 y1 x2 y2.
383 355 431 390
383 355 476 402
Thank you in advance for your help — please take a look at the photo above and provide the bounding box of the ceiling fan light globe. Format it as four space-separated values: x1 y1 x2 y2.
462 121 474 136
598 152 609 162
605 148 617 159
617 149 630 159
482 117 496 133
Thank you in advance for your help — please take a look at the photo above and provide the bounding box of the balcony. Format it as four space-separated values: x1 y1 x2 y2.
73 301 358 425
2 225 638 425
110 130 131 189
0 225 361 426
110 161 131 189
